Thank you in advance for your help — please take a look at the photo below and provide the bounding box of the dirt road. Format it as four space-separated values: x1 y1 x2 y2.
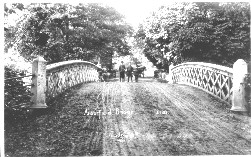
5 77 251 156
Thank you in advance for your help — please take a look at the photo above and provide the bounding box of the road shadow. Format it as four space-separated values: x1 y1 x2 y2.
106 77 157 83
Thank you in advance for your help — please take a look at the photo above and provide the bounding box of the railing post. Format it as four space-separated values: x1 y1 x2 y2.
30 56 48 108
169 64 174 83
249 60 251 73
95 68 98 82
248 60 251 114
230 59 248 112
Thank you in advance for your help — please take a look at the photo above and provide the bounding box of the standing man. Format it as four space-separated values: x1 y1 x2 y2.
133 66 139 82
127 62 134 82
97 67 103 82
119 61 125 82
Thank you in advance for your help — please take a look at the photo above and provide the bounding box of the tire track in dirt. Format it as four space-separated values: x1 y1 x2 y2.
119 82 158 156
136 82 191 155
102 82 129 156
65 79 251 155
54 80 251 155
163 84 251 154
174 84 251 136
144 82 251 154
129 83 167 155
152 83 243 154
6 79 251 156
67 82 104 156
102 81 162 155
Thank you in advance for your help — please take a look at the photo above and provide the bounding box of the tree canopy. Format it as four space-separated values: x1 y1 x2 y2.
4 3 133 64
4 3 133 117
135 2 250 68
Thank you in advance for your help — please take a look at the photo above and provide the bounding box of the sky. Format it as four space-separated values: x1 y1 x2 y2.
102 0 172 28
4 0 248 29
4 0 174 29
61 0 246 29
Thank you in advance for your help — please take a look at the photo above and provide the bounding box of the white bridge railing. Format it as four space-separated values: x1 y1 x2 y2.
169 59 250 113
170 62 233 104
46 60 98 100
30 56 99 108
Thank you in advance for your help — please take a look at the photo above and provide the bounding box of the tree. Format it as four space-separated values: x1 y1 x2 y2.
4 3 133 121
135 2 250 68
5 3 133 64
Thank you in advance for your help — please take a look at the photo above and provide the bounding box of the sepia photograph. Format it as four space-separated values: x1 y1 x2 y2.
3 0 251 156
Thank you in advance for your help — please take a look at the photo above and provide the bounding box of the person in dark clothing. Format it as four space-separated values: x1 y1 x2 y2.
97 68 104 82
119 61 126 82
133 67 139 82
126 62 134 82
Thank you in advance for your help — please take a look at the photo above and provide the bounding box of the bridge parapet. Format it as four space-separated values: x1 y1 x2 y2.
31 56 99 108
170 62 234 105
46 60 99 100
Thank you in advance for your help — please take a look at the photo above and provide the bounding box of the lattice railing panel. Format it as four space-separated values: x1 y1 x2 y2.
171 62 233 104
46 61 98 100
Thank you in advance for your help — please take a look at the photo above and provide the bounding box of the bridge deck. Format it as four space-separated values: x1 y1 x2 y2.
5 78 251 156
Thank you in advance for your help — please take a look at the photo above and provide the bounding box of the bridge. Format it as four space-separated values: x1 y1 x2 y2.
5 56 251 156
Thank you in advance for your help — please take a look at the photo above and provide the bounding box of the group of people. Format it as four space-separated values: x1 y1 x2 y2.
119 61 139 82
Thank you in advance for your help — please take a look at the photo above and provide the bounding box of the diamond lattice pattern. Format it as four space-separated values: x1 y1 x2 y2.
172 65 233 104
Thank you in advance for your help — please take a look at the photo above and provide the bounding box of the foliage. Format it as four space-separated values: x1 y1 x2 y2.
5 3 133 64
135 2 250 68
4 3 133 120
4 65 33 122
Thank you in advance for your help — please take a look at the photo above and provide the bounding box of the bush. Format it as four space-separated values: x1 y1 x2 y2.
4 66 32 123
